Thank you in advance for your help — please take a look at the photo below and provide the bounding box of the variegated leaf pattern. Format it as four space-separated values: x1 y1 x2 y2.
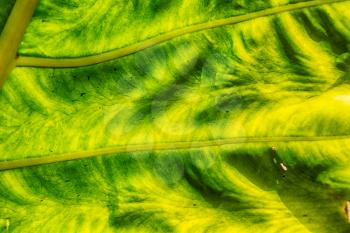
0 0 350 232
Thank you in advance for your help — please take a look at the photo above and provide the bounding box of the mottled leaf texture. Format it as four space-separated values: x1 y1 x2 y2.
1 0 350 232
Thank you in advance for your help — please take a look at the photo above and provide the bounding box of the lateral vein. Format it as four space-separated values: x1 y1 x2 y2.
0 0 39 88
1 135 350 171
16 0 349 68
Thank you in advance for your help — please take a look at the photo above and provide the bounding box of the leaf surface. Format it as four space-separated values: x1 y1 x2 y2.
1 0 350 232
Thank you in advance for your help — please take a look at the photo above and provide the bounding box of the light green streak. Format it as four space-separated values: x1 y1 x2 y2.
15 0 349 68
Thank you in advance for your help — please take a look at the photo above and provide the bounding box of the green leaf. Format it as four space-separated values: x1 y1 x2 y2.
1 0 350 232
0 0 16 34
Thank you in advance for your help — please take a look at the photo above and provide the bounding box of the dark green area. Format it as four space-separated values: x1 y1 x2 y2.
0 0 16 34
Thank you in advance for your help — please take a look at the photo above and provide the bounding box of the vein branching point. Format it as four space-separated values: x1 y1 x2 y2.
0 0 39 88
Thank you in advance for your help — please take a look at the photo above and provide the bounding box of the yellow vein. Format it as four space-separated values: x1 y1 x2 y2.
0 0 39 88
1 135 350 171
16 0 349 68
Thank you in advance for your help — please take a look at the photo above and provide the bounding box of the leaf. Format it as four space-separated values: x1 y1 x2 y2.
1 0 350 232
0 0 16 33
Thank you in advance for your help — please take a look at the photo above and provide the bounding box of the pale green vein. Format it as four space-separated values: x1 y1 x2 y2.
15 0 349 69
0 0 39 88
1 135 350 171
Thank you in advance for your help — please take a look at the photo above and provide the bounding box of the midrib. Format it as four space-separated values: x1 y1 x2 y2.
0 0 39 88
1 135 350 171
16 0 350 68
